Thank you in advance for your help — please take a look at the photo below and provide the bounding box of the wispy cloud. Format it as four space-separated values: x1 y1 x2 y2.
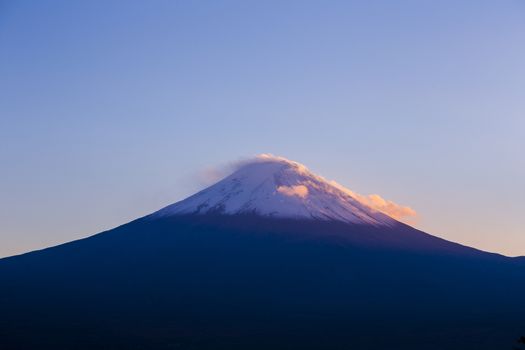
360 194 417 223
330 181 417 223
277 185 309 198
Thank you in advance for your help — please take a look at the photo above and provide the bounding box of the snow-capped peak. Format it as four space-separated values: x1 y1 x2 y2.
153 154 399 226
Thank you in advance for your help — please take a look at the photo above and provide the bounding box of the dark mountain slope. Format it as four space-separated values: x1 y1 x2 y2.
1 215 524 350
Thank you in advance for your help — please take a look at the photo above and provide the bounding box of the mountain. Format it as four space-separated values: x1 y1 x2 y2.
0 155 524 350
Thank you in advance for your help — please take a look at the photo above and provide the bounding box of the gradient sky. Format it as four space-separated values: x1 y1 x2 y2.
1 0 524 257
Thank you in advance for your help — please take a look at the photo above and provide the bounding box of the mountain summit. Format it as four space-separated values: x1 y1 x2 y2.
154 154 395 226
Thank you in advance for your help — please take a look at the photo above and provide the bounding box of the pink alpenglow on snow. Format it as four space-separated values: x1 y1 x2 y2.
154 154 417 226
277 185 309 198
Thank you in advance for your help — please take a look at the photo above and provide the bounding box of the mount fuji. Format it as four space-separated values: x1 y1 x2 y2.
1 155 524 350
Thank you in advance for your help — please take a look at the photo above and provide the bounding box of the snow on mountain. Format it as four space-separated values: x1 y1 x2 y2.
152 154 398 226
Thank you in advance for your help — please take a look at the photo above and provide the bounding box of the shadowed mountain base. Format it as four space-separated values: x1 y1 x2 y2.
1 215 524 349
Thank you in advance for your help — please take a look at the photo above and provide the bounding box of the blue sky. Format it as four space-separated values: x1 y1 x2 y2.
1 0 524 257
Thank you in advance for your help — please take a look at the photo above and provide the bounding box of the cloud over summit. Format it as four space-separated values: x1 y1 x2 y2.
199 154 418 224
329 181 417 223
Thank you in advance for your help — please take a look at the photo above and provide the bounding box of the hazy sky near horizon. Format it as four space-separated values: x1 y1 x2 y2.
1 0 524 257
